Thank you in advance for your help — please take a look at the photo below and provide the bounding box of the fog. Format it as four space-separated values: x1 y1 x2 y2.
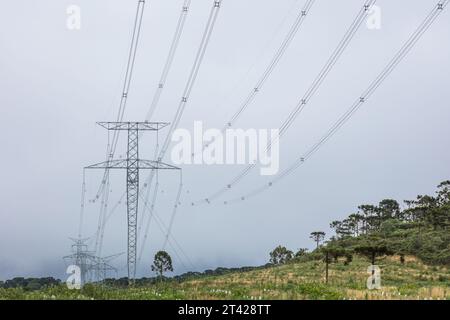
0 0 449 280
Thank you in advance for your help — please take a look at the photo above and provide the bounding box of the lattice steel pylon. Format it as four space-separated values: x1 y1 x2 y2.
86 122 180 281
63 237 95 285
91 253 123 282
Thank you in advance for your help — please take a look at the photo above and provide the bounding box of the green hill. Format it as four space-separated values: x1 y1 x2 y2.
0 254 448 300
1 180 449 300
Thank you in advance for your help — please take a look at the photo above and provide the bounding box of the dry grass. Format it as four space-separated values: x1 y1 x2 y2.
1 255 448 300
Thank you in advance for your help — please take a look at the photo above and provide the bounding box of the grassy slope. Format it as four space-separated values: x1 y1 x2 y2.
1 255 449 300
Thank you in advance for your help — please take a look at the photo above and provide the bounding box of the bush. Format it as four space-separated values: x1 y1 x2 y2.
297 283 343 300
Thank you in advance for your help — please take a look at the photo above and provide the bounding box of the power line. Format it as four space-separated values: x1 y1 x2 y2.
112 0 146 154
143 0 314 259
94 174 110 256
192 0 316 157
138 193 195 271
143 0 312 237
85 1 147 263
162 171 183 250
138 0 224 248
78 169 87 239
193 0 377 205
90 0 146 203
86 184 164 262
145 0 192 121
96 176 111 258
158 0 224 158
227 0 316 128
76 1 195 277
201 0 305 127
137 170 159 263
86 122 180 280
219 0 450 205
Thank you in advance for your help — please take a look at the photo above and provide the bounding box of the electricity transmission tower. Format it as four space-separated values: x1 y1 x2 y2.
64 238 122 284
86 121 180 281
63 237 95 285
91 253 123 282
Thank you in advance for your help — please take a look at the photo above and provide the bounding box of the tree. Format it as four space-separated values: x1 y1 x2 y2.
310 231 326 249
354 237 393 265
405 194 446 229
378 199 400 220
344 252 353 266
433 181 450 228
436 180 450 205
358 204 381 233
294 248 308 258
347 213 364 236
339 219 355 238
319 247 344 284
427 207 448 230
330 219 353 238
322 244 349 264
26 280 42 291
324 250 331 284
329 221 342 237
269 246 293 265
402 200 417 221
151 251 173 279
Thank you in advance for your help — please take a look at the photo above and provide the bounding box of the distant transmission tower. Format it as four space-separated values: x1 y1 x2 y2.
63 237 95 285
86 121 180 281
91 253 123 282
64 238 122 284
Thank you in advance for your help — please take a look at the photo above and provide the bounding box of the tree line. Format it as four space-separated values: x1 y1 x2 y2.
269 180 450 267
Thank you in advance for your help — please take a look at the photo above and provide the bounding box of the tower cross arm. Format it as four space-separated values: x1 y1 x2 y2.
85 159 180 170
97 121 169 131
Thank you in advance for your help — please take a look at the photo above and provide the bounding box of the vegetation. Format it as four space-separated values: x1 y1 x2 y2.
310 232 326 249
0 180 449 300
269 246 293 265
151 251 173 280
0 255 448 300
0 277 60 291
320 180 450 266
295 248 309 258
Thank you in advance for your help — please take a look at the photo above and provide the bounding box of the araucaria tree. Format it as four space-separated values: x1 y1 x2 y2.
310 231 326 249
151 251 173 279
307 180 450 266
354 237 393 265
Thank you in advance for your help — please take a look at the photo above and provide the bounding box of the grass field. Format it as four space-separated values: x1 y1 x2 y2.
1 255 449 300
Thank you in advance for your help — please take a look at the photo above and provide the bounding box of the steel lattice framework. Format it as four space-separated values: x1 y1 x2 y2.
64 238 122 284
86 121 180 280
63 238 94 285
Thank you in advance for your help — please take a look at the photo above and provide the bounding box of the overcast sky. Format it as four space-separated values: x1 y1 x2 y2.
1 0 449 281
